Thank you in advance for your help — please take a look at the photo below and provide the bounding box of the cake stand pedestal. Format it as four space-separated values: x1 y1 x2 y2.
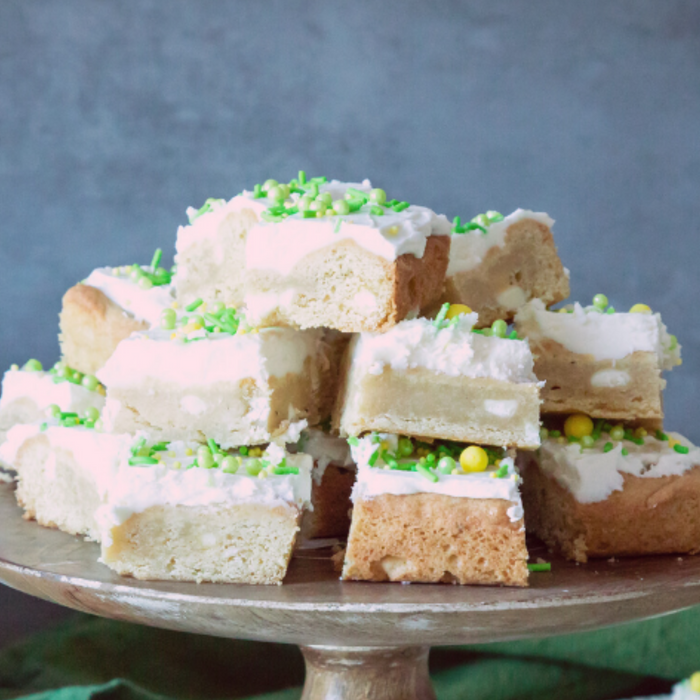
2 483 700 699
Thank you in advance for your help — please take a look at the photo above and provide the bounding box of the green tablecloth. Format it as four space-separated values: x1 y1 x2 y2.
2 605 698 700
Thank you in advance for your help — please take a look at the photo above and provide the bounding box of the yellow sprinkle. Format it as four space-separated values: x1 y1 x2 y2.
257 470 268 479
168 451 176 458
386 225 399 237
557 436 568 444
171 301 179 309
490 473 497 478
172 461 181 470
380 440 390 451
171 332 177 340
239 329 247 335
10 364 18 371
459 445 489 473
629 303 652 314
558 308 568 313
668 438 680 449
564 414 594 439
690 672 700 693
252 328 259 334
451 468 462 475
155 453 163 460
214 327 221 333
416 447 428 458
97 385 106 396
634 427 647 439
185 448 193 456
445 304 472 320
200 303 207 313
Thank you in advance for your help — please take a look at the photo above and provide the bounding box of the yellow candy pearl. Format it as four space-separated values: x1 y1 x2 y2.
459 445 489 473
445 304 473 320
690 672 700 693
629 303 652 314
564 414 594 438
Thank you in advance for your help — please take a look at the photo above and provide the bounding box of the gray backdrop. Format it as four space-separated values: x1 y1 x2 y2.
0 0 699 644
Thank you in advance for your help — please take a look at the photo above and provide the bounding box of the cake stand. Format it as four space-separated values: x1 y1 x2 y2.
2 482 700 700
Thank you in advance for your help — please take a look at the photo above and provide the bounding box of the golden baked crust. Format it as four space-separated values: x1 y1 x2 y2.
245 235 450 333
103 503 301 584
333 355 542 449
520 454 700 562
441 218 569 327
342 492 528 586
59 283 147 375
527 336 664 427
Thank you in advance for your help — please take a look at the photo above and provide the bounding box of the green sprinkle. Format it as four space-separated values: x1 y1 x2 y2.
392 201 410 212
416 463 438 483
334 218 342 233
397 437 414 458
433 303 450 328
592 294 608 311
603 442 614 453
549 430 561 438
437 456 456 474
207 438 220 454
347 437 360 446
508 330 519 340
252 183 263 198
656 430 669 441
131 438 146 456
128 456 159 466
186 298 203 312
346 198 365 213
486 210 504 222
527 562 551 572
581 435 595 449
621 447 629 456
23 359 43 372
368 449 380 467
150 249 163 271
674 444 690 454
273 466 300 475
369 188 387 205
606 307 615 314
669 334 678 351
59 412 78 419
452 216 464 234
84 406 100 423
345 187 369 203
150 442 169 452
567 435 580 443
495 462 510 478
40 422 47 432
246 459 263 476
491 319 508 338
370 205 384 216
609 426 625 441
298 170 307 185
539 427 549 441
221 456 239 474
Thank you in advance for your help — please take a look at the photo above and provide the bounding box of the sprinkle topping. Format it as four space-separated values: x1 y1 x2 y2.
452 210 504 234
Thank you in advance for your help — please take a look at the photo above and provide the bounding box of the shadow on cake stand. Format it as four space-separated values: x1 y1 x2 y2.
1 482 700 700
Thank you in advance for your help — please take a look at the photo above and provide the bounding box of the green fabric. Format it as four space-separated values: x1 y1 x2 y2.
2 606 698 700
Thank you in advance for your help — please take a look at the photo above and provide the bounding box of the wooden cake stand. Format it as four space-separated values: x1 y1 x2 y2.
1 482 700 699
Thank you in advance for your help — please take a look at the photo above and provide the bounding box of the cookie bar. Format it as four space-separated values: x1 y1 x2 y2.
98 315 334 447
98 439 312 584
244 177 451 332
59 254 175 374
334 307 542 449
173 192 274 307
0 360 104 456
297 428 356 540
440 210 569 327
519 424 700 562
342 433 528 586
0 420 129 541
515 297 681 426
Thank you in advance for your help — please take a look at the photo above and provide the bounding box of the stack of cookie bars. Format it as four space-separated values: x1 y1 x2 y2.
0 172 696 587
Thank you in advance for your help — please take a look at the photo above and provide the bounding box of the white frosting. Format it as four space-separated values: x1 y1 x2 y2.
350 434 523 522
175 194 270 259
297 428 355 484
670 679 700 699
349 314 539 384
245 180 451 276
96 440 312 545
97 326 320 389
0 370 104 421
515 298 681 369
0 423 131 492
447 209 555 276
535 433 700 503
82 268 174 326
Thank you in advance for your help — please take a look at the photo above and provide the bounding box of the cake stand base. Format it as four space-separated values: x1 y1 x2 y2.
300 645 434 700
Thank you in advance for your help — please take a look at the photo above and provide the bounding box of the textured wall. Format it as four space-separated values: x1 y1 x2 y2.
1 0 698 434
